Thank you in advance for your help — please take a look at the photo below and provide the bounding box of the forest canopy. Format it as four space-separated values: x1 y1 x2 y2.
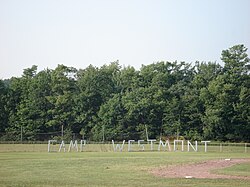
0 44 249 142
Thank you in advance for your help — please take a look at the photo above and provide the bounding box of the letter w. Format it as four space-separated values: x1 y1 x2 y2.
112 140 125 152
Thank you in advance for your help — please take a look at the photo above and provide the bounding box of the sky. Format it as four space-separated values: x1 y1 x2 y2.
0 0 250 79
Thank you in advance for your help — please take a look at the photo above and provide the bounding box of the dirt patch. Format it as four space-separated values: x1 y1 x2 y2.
150 158 250 179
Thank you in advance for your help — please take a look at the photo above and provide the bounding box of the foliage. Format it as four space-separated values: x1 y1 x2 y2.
0 45 249 142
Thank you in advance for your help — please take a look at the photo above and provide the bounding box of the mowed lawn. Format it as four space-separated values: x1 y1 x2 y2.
0 144 250 187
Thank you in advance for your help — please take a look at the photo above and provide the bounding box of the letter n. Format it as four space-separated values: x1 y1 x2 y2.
187 141 197 152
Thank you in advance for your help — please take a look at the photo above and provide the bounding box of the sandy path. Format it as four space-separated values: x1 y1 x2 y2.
150 158 250 179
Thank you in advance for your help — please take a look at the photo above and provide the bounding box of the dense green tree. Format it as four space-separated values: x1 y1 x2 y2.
193 62 222 89
222 44 249 75
26 69 53 139
0 80 8 133
94 93 126 141
46 65 77 139
115 66 139 93
0 44 249 142
202 44 250 141
74 63 120 140
5 66 39 140
3 66 54 140
234 86 250 140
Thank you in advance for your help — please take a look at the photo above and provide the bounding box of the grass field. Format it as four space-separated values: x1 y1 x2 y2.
0 144 249 187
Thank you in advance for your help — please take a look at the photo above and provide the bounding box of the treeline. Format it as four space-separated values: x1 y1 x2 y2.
0 44 249 142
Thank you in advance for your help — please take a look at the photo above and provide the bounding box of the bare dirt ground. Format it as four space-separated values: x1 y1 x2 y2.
150 158 250 179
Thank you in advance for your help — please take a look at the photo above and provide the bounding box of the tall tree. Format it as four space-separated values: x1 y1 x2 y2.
46 65 77 139
202 44 250 141
74 62 120 140
0 80 8 134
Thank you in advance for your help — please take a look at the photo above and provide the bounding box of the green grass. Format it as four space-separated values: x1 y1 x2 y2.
214 162 250 177
0 144 249 187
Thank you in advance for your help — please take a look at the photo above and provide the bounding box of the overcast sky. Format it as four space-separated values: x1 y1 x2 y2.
0 0 250 79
